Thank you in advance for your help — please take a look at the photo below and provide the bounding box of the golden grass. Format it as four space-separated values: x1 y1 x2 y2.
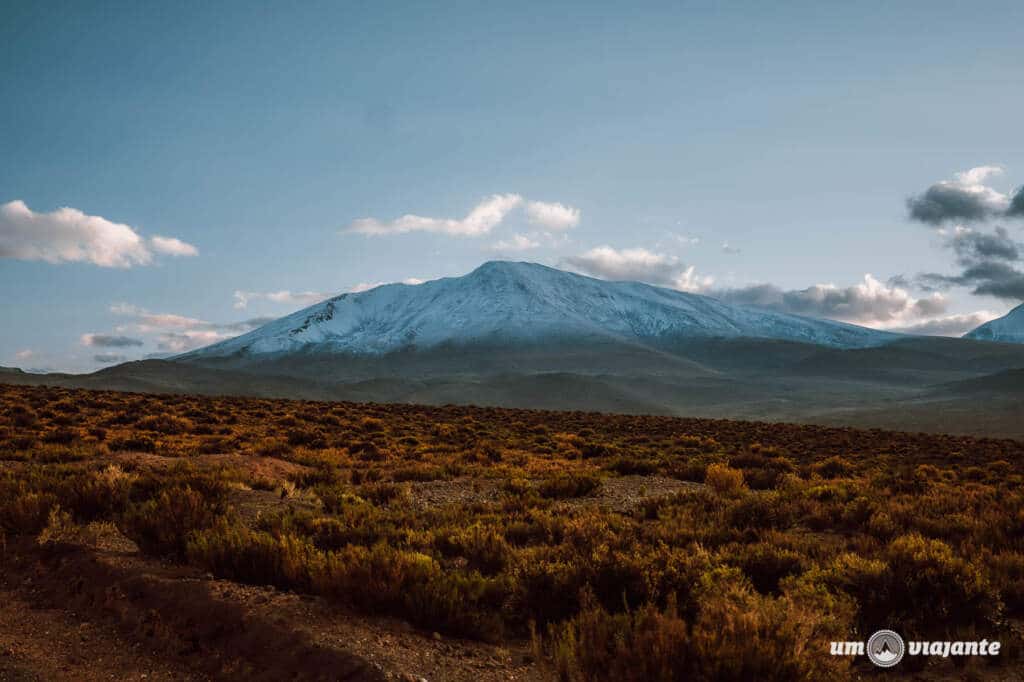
2 383 1023 678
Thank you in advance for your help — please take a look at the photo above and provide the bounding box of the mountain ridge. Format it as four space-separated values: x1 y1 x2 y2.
179 261 898 362
10 262 1023 438
965 303 1024 344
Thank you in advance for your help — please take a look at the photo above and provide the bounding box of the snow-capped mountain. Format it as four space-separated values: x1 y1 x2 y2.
180 261 897 362
964 303 1024 344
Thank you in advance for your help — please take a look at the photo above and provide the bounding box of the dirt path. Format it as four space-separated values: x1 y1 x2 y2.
0 537 552 682
0 586 196 682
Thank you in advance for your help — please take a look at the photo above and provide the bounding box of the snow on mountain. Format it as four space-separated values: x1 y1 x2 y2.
179 261 898 360
964 303 1024 344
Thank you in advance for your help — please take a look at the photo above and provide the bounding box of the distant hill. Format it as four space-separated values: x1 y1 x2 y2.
938 368 1024 395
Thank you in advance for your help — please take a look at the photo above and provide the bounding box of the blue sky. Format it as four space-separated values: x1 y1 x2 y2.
3 1 1023 371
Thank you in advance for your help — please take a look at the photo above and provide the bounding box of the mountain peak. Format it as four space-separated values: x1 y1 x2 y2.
964 303 1024 343
471 259 536 273
179 261 898 360
467 260 563 282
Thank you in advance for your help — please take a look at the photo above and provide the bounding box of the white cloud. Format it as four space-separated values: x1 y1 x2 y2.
525 200 580 231
722 241 741 254
348 194 581 238
349 194 524 236
564 246 713 292
673 265 715 293
15 349 34 361
349 282 378 294
891 311 1000 337
149 235 199 257
489 234 540 252
233 290 333 310
349 278 424 293
954 165 1004 186
109 303 271 353
111 304 206 331
567 246 676 281
0 200 197 267
156 330 231 352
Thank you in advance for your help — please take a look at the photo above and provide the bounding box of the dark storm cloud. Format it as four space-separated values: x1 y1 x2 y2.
918 261 1024 301
905 167 1022 226
916 226 1024 301
1008 187 1024 218
907 184 1000 225
950 226 1020 262
966 262 1024 299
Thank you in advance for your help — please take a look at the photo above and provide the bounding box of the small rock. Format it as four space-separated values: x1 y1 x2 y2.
432 631 442 641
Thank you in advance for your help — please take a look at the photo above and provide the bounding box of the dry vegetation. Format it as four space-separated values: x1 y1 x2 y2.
2 383 1024 680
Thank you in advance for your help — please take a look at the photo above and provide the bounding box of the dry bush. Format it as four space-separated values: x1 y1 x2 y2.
136 414 194 435
122 486 224 557
3 384 1024 671
705 463 746 496
538 474 600 499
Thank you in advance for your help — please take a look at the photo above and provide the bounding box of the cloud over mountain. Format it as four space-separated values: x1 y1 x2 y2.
525 201 580 230
712 275 949 328
564 246 712 293
233 290 334 310
108 304 274 353
890 311 999 337
348 194 525 236
347 194 580 237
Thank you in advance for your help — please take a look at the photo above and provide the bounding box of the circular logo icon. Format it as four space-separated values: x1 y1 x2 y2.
867 630 905 668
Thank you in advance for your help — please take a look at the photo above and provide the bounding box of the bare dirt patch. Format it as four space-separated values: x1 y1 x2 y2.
406 478 504 510
590 475 701 514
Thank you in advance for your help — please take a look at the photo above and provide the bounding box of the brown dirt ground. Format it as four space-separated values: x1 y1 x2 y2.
0 529 553 682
